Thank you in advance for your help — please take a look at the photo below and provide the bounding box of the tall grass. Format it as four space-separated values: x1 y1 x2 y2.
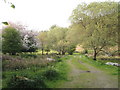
2 54 70 88
2 54 55 71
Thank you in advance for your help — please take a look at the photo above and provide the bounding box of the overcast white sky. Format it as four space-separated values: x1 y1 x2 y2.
0 0 118 31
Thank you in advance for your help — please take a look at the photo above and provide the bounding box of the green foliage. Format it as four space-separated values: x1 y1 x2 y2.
47 26 71 55
11 4 15 9
7 75 46 88
44 69 59 80
44 46 50 55
44 55 70 88
2 27 22 55
2 22 8 25
67 45 76 55
81 49 88 54
37 31 48 55
78 55 118 75
69 1 118 60
50 24 57 29
20 53 37 58
2 54 70 88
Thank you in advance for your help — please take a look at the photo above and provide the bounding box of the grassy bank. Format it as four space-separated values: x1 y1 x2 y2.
76 55 119 75
2 54 70 88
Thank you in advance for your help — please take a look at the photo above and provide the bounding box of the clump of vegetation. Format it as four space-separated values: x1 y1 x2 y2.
2 56 50 71
2 54 12 60
67 45 76 55
51 55 62 62
44 69 59 80
20 53 37 58
7 75 46 88
81 49 88 54
2 27 22 55
2 59 28 71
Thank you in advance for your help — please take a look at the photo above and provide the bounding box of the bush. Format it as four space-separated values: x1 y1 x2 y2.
53 55 61 59
20 53 37 58
81 49 88 54
44 69 59 80
7 75 46 88
2 27 22 55
21 47 37 53
67 45 76 55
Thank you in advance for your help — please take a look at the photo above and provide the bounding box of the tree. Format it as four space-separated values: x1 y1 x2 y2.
47 26 69 55
6 22 38 52
69 1 118 60
2 27 22 55
22 31 38 52
57 40 69 55
37 31 48 55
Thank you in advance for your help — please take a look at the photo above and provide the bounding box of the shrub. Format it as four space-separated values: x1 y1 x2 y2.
52 55 61 62
67 45 76 55
2 73 6 79
2 27 22 55
44 69 59 80
7 75 46 88
20 53 37 58
81 49 88 54
57 59 62 62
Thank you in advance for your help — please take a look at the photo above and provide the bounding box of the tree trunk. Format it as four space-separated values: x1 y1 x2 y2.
93 50 97 61
61 51 65 55
41 48 44 55
118 40 120 56
11 52 16 55
118 21 120 56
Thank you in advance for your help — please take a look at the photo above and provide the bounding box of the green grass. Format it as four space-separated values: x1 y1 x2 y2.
45 55 70 88
70 56 89 71
97 59 120 63
36 49 58 55
2 54 70 88
2 53 119 88
2 66 46 88
76 55 119 75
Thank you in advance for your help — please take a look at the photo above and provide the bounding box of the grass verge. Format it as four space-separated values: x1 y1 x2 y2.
77 55 119 75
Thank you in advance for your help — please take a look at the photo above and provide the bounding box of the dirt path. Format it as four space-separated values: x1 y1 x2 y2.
59 56 118 88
